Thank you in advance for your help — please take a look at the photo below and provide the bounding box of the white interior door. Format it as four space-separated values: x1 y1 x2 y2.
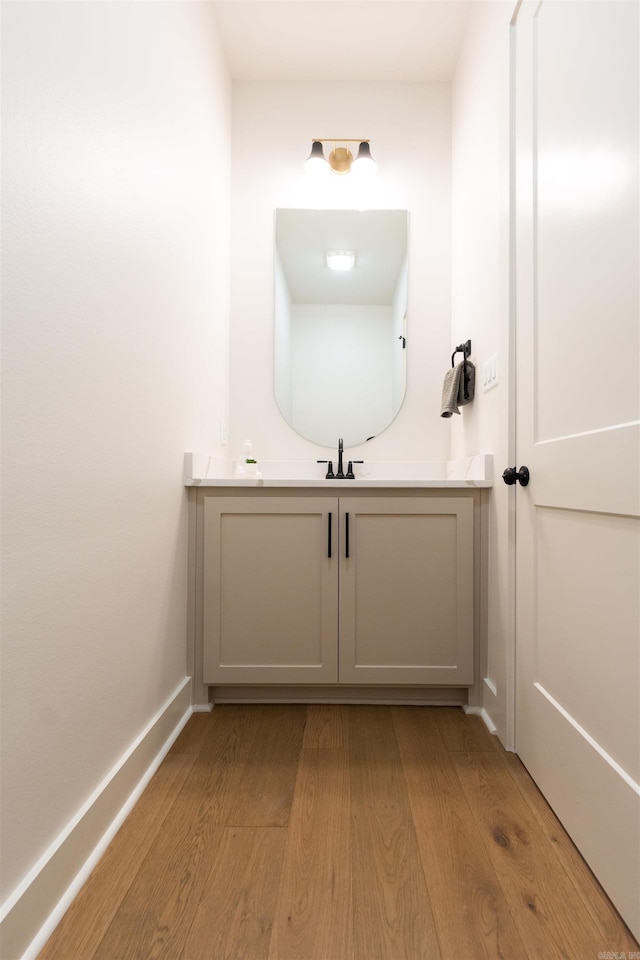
513 0 640 938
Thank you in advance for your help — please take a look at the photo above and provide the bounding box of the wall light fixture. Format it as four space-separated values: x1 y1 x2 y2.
304 140 377 179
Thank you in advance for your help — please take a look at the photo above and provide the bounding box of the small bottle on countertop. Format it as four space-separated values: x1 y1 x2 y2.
234 439 262 479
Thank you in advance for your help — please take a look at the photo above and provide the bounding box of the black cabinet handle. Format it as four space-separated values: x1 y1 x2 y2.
345 512 350 558
328 512 332 558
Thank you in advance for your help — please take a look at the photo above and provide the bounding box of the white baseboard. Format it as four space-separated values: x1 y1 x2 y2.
0 677 192 960
192 702 213 712
463 703 498 735
479 706 498 735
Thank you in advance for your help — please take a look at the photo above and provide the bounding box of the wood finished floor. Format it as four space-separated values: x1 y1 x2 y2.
38 705 639 960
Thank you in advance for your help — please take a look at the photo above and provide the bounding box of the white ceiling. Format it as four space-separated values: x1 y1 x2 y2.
276 209 408 305
212 1 472 82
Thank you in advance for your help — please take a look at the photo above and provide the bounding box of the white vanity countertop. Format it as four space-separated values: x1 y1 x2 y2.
184 453 493 488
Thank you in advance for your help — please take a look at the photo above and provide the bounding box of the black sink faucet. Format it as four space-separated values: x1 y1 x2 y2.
336 438 345 479
318 440 363 480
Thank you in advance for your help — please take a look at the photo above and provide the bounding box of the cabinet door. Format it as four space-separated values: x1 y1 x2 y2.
339 497 474 684
203 497 338 683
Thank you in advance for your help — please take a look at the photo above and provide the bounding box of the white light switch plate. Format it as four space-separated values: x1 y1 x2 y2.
483 353 499 391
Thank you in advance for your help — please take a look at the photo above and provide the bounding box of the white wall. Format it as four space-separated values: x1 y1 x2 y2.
229 80 453 462
451 1 513 743
290 303 393 446
0 0 230 938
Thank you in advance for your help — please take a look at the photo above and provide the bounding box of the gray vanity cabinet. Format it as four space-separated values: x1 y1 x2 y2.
339 497 474 685
203 496 338 684
202 493 474 686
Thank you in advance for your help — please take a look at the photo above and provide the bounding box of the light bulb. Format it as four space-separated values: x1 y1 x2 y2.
304 141 330 179
351 141 377 179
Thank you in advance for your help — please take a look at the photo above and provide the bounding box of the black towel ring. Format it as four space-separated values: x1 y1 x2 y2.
451 339 472 400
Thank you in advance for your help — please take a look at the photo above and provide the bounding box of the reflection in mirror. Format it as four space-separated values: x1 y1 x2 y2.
274 209 408 447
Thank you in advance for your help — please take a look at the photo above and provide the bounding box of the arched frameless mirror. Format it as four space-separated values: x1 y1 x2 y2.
274 209 408 447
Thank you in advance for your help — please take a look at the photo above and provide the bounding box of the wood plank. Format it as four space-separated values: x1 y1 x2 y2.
37 753 196 960
226 704 307 827
434 706 501 753
269 748 352 960
302 704 349 748
392 707 530 960
349 706 440 960
196 703 264 763
183 827 287 960
507 753 640 954
168 712 214 756
179 705 303 827
91 759 229 960
452 749 609 959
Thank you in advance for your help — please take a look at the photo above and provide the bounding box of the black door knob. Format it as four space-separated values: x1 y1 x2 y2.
502 465 530 487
